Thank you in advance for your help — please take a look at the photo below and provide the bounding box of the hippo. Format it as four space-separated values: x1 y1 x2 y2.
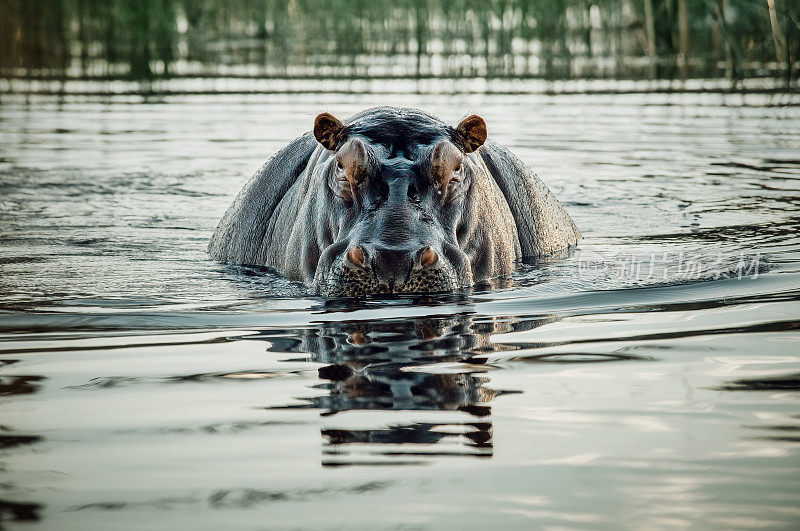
208 107 580 297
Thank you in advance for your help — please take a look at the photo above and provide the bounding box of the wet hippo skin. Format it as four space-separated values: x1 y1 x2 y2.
208 107 581 297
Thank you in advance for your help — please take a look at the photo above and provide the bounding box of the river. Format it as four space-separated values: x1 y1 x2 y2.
1 89 799 529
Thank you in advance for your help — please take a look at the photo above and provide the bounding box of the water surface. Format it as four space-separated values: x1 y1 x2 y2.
1 90 799 529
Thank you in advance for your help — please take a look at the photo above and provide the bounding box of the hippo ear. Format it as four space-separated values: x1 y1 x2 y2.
314 112 345 151
455 115 487 153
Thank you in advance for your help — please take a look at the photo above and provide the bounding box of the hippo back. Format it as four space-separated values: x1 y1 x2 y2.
208 132 317 265
479 140 580 258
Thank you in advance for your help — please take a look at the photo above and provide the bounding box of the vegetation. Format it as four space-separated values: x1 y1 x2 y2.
1 0 797 83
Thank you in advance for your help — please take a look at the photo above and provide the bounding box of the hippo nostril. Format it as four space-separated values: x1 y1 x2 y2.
346 245 367 267
419 246 438 269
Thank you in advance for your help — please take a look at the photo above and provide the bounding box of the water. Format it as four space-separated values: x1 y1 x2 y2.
1 90 800 529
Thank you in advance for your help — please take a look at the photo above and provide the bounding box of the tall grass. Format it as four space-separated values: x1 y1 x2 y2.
1 0 797 82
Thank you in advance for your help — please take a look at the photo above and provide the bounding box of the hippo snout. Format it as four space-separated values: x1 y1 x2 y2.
348 244 440 288
319 243 457 297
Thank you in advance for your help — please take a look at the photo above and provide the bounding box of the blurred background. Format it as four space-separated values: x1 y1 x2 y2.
1 0 797 93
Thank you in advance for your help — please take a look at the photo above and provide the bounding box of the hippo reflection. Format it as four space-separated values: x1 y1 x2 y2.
261 313 563 465
209 107 580 296
266 314 520 416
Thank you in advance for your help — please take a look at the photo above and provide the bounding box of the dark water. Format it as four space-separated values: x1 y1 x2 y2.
1 90 800 528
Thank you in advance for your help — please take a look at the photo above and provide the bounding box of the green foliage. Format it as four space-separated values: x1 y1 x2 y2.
0 0 796 81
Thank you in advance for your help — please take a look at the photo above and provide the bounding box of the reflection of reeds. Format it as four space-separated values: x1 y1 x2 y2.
768 0 786 63
0 0 796 83
678 0 688 79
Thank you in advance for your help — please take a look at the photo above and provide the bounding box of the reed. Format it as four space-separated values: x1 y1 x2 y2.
0 0 796 83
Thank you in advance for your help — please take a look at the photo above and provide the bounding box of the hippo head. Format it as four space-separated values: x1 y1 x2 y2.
209 106 579 295
310 110 489 298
